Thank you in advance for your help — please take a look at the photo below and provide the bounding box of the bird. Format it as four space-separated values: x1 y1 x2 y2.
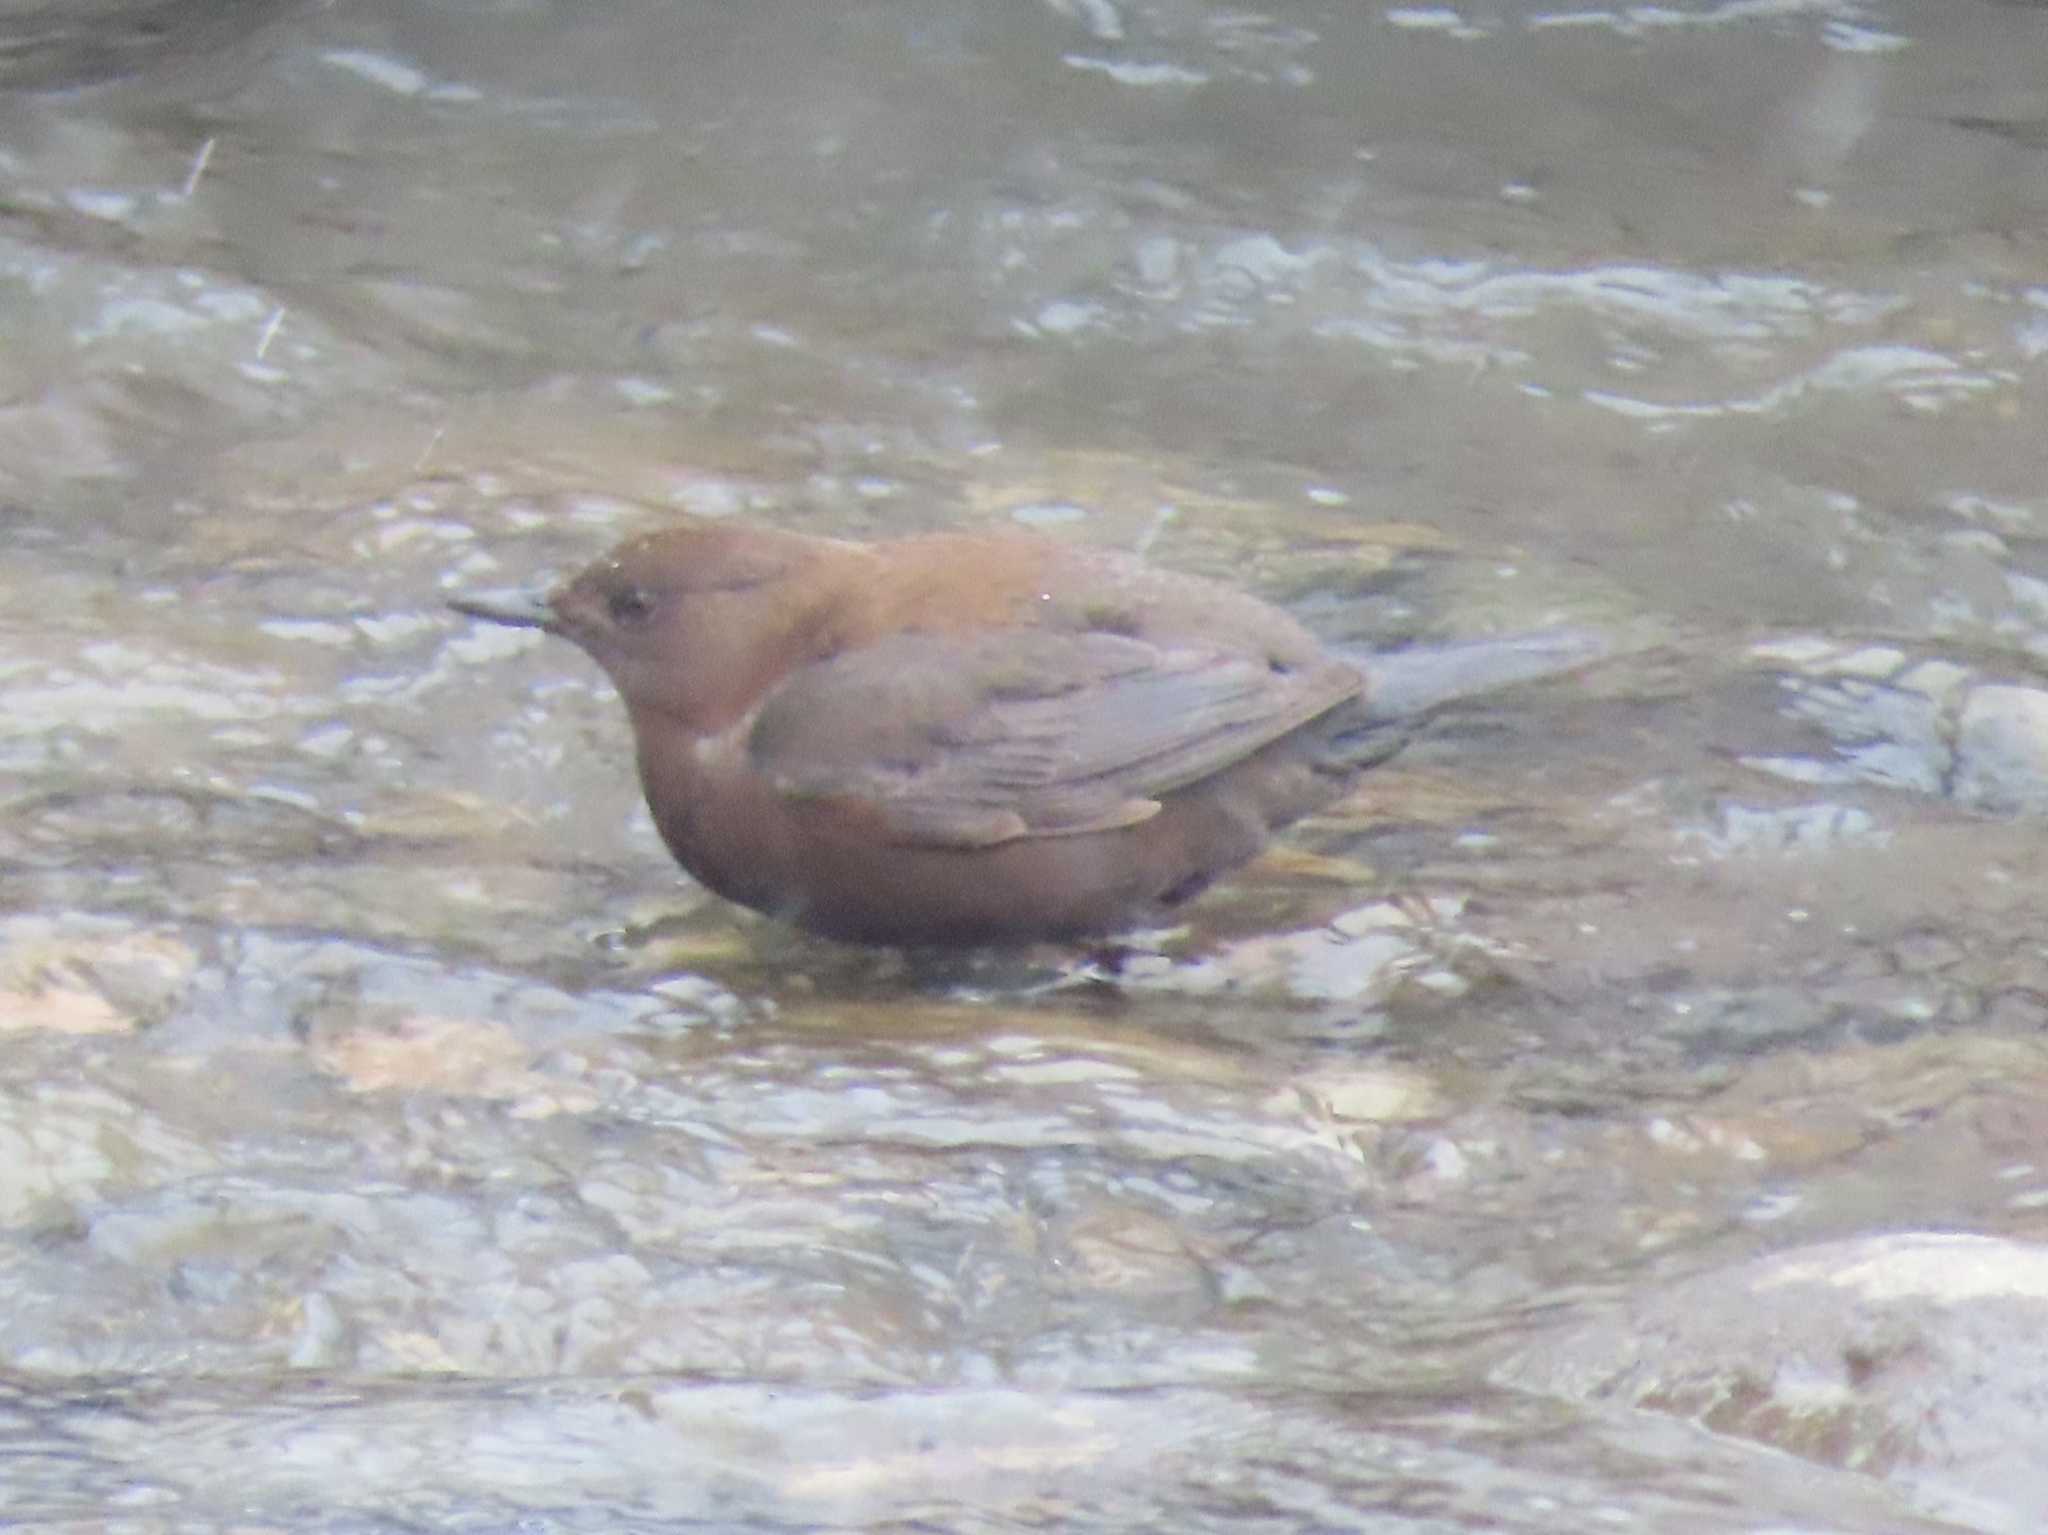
449 517 1600 947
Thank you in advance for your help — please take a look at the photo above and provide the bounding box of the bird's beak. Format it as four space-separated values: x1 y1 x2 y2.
447 587 557 629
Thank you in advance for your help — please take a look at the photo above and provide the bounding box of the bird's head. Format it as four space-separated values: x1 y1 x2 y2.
452 518 859 733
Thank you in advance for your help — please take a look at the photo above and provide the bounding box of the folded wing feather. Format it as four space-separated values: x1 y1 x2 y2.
747 628 1361 847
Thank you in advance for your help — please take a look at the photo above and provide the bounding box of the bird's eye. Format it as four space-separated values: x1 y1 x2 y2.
606 586 655 626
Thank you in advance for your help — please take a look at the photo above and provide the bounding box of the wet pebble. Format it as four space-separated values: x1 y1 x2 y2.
1499 1232 2048 1526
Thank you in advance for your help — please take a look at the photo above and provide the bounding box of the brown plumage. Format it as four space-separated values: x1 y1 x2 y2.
451 518 1596 946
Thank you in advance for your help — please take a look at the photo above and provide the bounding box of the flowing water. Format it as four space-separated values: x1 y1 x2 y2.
4 1 2048 1528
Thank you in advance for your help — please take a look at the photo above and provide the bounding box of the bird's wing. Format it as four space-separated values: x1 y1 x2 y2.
746 627 1360 848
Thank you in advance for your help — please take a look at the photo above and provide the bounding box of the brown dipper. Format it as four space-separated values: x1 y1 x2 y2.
451 518 1597 946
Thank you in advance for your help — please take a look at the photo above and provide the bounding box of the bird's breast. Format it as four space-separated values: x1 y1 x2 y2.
629 714 807 915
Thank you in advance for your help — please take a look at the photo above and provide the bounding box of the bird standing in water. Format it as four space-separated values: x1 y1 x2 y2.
452 517 1597 946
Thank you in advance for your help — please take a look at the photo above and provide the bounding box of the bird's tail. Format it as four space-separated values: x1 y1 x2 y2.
1319 629 1608 771
1344 629 1609 721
